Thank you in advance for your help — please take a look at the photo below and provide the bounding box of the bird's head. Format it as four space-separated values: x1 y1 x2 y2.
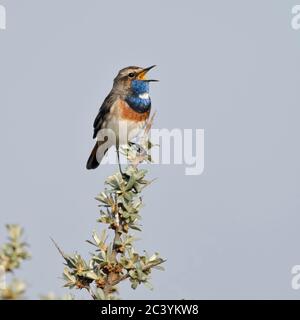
113 65 158 96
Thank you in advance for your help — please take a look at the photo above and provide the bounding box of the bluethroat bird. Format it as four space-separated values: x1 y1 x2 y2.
86 65 158 171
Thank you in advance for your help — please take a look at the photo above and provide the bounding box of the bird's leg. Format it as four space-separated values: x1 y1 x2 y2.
116 142 123 175
116 144 130 180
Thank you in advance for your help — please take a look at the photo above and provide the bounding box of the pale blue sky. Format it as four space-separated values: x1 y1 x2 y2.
0 0 300 299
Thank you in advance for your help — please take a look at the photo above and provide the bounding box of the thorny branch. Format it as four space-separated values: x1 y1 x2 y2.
55 115 165 300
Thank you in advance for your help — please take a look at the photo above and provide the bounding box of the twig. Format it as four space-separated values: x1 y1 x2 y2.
111 259 166 287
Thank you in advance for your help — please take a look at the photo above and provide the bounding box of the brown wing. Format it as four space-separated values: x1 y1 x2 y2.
92 91 117 139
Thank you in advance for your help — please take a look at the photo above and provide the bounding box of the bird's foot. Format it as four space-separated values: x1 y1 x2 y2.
128 142 146 156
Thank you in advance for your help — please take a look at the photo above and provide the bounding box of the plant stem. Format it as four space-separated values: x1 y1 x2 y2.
111 259 166 287
103 196 121 297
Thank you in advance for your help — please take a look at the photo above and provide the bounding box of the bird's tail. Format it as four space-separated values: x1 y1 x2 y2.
86 141 108 170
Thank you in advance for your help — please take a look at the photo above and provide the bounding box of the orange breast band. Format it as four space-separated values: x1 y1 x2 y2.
119 100 150 122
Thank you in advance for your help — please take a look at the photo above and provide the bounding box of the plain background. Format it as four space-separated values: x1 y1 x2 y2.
0 0 300 299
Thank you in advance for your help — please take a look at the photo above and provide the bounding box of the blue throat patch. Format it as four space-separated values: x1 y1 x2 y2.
125 80 151 113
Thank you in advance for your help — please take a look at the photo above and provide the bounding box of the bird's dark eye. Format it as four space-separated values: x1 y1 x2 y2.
128 72 135 78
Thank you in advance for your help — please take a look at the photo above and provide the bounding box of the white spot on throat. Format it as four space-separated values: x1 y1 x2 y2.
139 92 149 99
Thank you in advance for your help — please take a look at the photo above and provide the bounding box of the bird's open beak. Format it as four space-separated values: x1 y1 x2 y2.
137 65 159 81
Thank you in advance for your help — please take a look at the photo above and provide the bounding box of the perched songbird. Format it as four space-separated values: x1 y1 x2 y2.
86 65 157 170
